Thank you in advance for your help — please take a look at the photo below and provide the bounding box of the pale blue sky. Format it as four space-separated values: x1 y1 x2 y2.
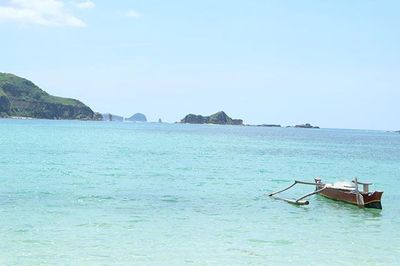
0 0 399 129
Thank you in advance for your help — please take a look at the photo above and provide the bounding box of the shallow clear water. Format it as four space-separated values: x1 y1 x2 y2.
0 120 399 265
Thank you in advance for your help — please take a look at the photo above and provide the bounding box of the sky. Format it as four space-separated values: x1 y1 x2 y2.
0 0 399 130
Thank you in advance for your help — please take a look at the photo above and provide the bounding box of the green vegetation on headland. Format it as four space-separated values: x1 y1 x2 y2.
180 111 243 125
0 73 101 120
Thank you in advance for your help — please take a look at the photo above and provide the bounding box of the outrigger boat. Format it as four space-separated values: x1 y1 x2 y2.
269 177 383 209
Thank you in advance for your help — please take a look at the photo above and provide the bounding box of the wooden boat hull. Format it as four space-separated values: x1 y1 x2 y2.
316 185 383 209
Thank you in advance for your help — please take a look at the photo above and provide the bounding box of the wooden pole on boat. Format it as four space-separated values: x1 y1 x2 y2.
295 186 327 202
294 180 319 186
268 180 319 197
273 196 309 205
354 178 365 207
268 181 297 196
268 179 321 206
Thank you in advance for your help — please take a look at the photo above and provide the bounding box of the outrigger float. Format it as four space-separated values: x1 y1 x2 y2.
269 178 383 209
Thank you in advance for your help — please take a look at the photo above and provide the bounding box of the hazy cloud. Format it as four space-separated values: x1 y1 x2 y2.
75 1 95 9
0 0 86 27
126 9 141 18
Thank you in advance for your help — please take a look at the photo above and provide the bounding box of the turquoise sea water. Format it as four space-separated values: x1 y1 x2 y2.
0 119 399 265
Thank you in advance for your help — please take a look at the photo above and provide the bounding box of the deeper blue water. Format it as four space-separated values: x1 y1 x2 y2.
0 119 399 265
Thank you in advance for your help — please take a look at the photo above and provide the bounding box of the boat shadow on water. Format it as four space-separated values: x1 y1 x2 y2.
314 195 382 218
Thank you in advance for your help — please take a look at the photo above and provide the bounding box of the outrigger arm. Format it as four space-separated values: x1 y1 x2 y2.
268 180 327 206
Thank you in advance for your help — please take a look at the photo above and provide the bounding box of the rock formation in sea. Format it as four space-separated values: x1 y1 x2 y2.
0 73 100 120
126 113 147 122
180 111 243 125
294 123 320 129
256 124 281 127
101 113 124 122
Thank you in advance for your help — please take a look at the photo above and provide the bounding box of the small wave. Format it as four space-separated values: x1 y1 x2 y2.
248 238 269 244
271 178 289 183
161 195 179 203
77 195 115 201
76 222 111 228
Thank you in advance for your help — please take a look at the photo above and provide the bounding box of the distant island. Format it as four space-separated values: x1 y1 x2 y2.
0 73 100 120
256 124 281 127
126 113 147 122
101 113 124 122
180 111 243 125
293 123 320 129
0 72 323 127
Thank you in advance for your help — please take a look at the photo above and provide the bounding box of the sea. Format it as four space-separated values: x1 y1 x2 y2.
0 119 399 265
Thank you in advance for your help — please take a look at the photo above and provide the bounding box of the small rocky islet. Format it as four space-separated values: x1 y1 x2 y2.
255 124 281 127
293 123 320 129
251 123 319 128
101 113 124 122
180 111 243 125
101 113 147 122
126 113 147 122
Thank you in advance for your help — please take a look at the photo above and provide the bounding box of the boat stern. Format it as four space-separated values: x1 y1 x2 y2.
363 191 383 209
